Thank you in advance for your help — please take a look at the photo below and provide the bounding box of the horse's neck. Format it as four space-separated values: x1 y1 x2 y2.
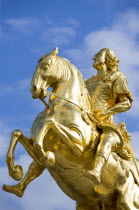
51 67 91 113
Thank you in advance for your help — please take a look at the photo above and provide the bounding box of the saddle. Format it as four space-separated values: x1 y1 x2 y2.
97 122 133 161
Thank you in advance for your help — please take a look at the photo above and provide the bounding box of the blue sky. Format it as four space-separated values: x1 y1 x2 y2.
1 0 139 209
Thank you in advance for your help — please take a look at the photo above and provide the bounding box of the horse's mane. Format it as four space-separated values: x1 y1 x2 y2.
57 56 91 113
57 56 84 82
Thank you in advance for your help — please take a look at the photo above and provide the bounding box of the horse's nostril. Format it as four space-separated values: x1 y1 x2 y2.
32 86 37 92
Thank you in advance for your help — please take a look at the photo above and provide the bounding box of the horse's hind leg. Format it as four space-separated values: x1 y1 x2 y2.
76 202 101 210
117 171 139 210
3 160 45 197
76 202 114 210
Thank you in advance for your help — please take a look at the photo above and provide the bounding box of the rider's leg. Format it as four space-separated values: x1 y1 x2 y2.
85 130 121 184
3 161 45 197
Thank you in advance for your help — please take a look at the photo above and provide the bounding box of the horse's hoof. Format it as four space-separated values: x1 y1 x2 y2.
9 165 23 181
84 170 101 185
2 184 24 197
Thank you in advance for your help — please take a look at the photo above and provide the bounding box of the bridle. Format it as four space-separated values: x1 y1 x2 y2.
40 89 99 124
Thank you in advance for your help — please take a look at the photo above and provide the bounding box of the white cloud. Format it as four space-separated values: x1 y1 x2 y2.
5 18 41 34
131 131 139 158
2 17 79 45
114 10 139 36
42 26 76 45
0 78 30 96
65 18 80 28
0 121 11 157
0 133 8 157
45 17 79 28
15 78 30 90
0 28 3 37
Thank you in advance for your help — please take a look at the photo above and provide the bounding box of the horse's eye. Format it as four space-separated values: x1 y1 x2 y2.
40 62 50 70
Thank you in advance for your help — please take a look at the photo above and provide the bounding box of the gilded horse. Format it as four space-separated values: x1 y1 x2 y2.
3 48 139 210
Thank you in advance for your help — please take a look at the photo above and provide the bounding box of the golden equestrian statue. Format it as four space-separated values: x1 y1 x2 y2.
2 48 139 210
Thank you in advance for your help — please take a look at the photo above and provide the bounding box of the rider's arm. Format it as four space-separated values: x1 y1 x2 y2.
101 95 132 118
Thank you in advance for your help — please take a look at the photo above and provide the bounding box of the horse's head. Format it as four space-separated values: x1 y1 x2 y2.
31 47 60 99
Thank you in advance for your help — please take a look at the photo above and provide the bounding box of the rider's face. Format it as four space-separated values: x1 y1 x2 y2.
92 51 106 71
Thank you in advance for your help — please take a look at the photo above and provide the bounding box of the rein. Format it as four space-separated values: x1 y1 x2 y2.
40 89 99 124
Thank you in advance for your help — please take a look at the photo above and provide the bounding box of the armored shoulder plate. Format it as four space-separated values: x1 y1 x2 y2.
112 73 133 102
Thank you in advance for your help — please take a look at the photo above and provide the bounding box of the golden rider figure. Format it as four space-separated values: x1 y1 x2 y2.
85 48 133 185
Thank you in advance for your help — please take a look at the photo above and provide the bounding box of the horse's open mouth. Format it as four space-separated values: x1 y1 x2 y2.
31 90 40 99
32 89 47 99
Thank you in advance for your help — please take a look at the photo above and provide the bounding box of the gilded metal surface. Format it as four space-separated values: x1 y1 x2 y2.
2 48 139 209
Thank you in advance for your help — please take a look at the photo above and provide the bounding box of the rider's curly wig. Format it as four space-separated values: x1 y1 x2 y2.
100 48 120 71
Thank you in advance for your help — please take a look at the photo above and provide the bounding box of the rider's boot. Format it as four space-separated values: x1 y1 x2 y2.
85 135 113 185
3 161 45 197
84 155 106 185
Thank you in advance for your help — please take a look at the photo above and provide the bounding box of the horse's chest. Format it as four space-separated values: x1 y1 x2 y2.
51 103 81 125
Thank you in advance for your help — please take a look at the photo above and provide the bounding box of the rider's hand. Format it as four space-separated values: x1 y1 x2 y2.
97 113 109 121
93 110 109 121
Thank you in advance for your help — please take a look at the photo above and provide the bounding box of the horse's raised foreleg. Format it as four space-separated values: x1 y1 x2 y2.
51 120 84 157
33 117 56 167
33 117 84 166
6 130 41 181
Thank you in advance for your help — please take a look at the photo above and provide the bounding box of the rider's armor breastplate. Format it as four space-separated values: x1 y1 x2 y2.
90 80 113 111
86 71 133 125
86 73 115 124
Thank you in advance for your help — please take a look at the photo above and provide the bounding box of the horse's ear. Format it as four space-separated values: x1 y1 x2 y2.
37 54 48 63
51 47 59 56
